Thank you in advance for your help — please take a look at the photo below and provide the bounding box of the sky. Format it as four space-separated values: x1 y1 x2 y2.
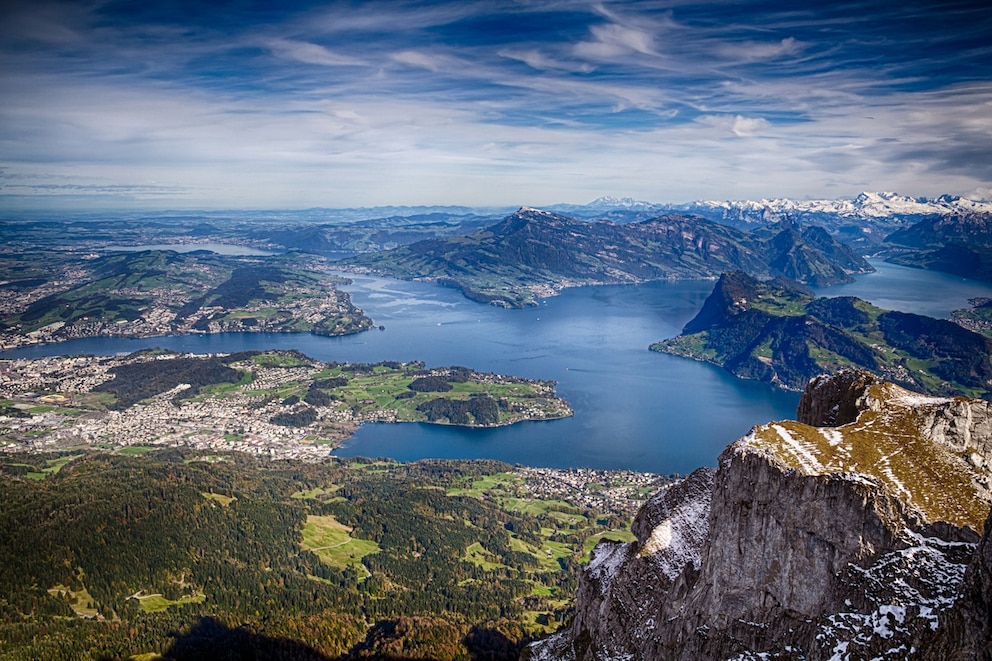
1 0 991 211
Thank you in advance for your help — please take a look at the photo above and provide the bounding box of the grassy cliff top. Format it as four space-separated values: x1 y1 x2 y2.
742 382 988 532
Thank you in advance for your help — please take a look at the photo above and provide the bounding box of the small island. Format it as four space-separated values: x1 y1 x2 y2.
0 350 573 458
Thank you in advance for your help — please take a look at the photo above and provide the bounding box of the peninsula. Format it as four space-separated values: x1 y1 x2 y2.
651 270 992 397
0 350 572 458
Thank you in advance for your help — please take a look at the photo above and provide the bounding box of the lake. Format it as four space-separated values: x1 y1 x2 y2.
3 260 989 474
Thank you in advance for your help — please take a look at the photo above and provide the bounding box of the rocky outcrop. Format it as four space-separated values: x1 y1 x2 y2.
796 369 882 427
566 468 715 661
528 371 992 660
926 508 992 661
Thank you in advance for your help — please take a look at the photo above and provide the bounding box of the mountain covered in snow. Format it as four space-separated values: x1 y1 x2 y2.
674 191 992 222
526 369 992 660
544 193 992 252
552 191 992 223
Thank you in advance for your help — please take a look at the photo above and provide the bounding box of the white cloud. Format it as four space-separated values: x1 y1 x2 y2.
574 23 657 61
497 48 594 73
731 115 771 137
266 38 366 67
391 49 459 72
697 114 771 137
965 187 992 202
715 37 801 63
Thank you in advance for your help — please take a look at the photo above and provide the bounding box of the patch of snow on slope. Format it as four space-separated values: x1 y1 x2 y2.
890 392 954 408
815 529 974 658
524 631 575 661
587 540 631 589
875 449 910 500
820 428 845 447
637 491 710 580
771 424 825 473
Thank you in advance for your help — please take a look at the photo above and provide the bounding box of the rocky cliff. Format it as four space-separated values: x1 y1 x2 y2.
527 370 992 660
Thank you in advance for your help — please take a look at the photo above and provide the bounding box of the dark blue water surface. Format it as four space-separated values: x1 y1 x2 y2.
4 260 989 474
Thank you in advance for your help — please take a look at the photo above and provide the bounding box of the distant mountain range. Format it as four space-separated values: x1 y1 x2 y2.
660 190 992 221
341 208 872 307
551 190 992 223
548 192 992 252
229 191 992 258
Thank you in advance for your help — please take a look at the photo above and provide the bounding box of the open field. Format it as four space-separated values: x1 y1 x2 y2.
301 514 381 573
134 592 206 613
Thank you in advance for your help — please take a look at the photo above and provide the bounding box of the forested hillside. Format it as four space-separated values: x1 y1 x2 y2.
883 212 992 282
0 451 667 660
652 271 992 397
343 209 872 307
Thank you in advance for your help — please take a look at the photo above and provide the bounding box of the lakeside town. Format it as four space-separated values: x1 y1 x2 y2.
0 351 664 516
0 351 571 452
0 352 357 461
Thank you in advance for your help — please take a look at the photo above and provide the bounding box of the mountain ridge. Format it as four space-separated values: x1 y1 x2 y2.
652 270 992 398
526 370 992 660
341 209 872 307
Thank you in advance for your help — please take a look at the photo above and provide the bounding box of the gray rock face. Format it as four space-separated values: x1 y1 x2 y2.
928 508 992 661
796 368 881 427
528 371 992 661
559 467 716 661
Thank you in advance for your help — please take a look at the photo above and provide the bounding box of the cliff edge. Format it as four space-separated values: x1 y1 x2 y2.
527 369 992 660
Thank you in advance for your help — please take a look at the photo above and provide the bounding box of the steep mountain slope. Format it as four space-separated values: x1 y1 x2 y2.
883 212 992 282
886 211 992 249
342 208 872 307
652 271 992 397
527 370 992 660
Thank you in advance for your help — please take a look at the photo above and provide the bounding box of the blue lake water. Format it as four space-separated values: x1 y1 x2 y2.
4 260 990 474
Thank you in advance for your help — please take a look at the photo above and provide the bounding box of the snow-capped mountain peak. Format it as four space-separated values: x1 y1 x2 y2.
669 192 992 223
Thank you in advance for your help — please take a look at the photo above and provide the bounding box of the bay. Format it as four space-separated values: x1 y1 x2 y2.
3 259 989 474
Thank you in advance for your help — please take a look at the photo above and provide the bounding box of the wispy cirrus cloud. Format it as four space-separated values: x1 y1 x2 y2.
266 38 366 68
1 0 990 210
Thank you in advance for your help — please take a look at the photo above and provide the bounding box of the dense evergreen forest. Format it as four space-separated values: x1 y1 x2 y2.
0 450 664 660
